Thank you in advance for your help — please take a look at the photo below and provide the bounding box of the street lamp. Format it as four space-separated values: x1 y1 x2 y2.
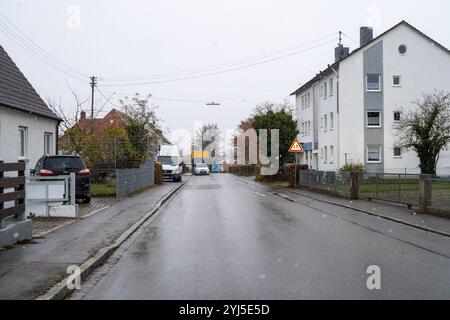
202 102 220 162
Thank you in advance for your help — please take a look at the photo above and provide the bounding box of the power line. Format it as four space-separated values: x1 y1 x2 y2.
341 31 359 45
0 26 87 83
94 85 118 117
98 38 337 87
0 15 88 82
101 80 299 104
100 32 338 82
0 15 339 88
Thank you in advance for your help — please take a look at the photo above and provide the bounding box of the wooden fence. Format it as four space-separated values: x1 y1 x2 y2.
0 160 26 228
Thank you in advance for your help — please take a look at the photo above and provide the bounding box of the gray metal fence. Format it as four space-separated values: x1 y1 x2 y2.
299 171 355 198
427 176 450 214
116 159 155 199
298 170 450 215
358 173 421 208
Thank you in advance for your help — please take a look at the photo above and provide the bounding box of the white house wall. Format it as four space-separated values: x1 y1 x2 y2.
338 48 366 168
296 89 314 167
382 24 450 174
317 73 339 171
0 106 58 173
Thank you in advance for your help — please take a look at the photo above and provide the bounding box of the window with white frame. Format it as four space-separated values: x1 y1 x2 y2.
330 112 334 129
323 81 328 99
307 92 311 108
366 74 381 91
320 148 323 159
44 132 53 155
367 111 381 127
329 78 333 96
394 111 401 122
324 114 328 131
367 145 382 163
394 146 402 157
330 146 334 162
324 146 328 162
18 126 28 157
320 117 323 129
393 75 401 87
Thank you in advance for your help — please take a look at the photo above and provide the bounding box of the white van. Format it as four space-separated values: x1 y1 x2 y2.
157 145 183 182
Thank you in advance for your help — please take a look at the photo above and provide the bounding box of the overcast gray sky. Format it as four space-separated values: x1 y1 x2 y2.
1 0 450 146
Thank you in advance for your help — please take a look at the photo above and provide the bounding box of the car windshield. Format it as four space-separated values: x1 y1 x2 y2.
157 156 178 165
44 157 86 171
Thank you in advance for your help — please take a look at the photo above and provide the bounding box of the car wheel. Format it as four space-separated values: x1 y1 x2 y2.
83 196 91 204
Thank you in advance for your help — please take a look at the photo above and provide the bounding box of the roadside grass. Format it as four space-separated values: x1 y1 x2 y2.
298 178 450 207
359 180 450 193
91 184 116 197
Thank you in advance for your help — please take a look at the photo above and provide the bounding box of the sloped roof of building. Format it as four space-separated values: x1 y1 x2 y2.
291 20 450 96
72 108 170 143
0 44 60 120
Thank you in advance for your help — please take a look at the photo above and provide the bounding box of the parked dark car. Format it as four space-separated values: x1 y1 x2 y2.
32 155 91 203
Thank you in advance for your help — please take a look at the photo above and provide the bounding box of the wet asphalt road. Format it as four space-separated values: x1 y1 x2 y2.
78 174 450 299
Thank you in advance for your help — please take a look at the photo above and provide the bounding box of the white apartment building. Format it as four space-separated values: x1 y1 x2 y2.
292 21 450 175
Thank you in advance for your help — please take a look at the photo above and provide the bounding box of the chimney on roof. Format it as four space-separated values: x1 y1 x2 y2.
80 111 86 120
360 26 373 47
335 44 350 62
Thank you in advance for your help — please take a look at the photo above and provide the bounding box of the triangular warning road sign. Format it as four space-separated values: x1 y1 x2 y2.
289 138 304 153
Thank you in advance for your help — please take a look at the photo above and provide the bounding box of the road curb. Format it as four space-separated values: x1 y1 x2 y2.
282 189 450 238
35 177 190 300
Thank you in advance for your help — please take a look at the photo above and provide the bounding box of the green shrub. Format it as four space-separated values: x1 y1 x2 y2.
283 164 309 187
340 162 364 174
254 164 308 185
228 164 256 177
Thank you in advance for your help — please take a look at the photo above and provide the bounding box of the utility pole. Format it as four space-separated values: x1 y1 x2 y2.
201 130 204 163
90 76 97 120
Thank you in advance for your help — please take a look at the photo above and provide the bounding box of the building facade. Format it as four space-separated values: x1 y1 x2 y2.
292 21 450 175
0 45 60 172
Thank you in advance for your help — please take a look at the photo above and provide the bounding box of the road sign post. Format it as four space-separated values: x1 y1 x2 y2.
289 138 304 188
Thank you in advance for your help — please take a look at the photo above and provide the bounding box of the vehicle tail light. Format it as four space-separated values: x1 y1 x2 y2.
77 169 91 176
39 169 55 176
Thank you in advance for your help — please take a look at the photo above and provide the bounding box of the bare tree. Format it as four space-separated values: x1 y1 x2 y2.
119 93 159 127
395 91 450 174
46 83 91 132
194 123 221 162
195 123 219 150
119 93 162 156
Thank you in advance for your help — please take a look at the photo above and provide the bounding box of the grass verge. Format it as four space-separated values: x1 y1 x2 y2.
91 184 116 197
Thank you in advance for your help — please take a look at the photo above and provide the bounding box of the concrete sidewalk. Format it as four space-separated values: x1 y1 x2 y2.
276 187 450 237
32 197 116 238
0 182 182 300
235 175 450 237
